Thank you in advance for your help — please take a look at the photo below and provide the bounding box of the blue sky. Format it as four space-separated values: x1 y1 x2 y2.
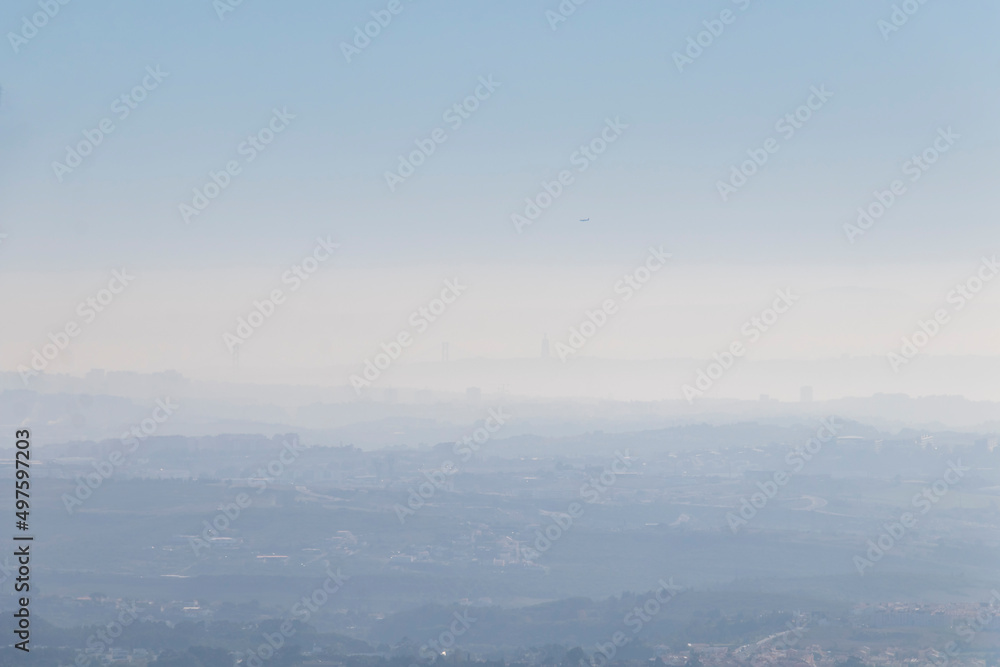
2 1 999 395
1 0 996 271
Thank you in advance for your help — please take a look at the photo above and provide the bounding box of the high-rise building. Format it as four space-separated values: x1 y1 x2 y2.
800 386 814 402
541 334 550 358
442 342 450 362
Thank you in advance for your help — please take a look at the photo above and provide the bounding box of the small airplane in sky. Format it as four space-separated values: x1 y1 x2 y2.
579 218 590 222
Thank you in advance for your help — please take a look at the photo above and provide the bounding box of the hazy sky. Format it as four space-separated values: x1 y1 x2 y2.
1 0 998 394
